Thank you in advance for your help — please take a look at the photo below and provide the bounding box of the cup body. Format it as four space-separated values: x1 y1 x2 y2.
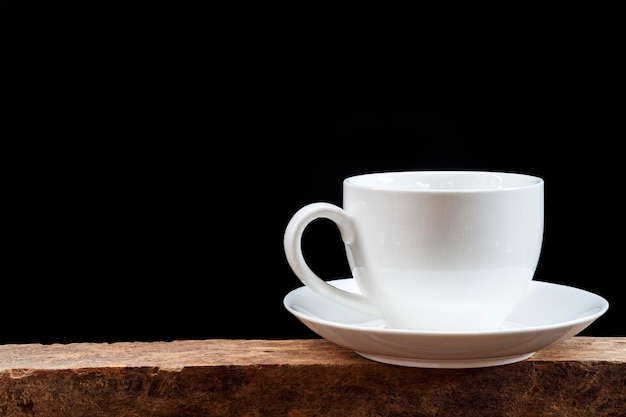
284 171 544 332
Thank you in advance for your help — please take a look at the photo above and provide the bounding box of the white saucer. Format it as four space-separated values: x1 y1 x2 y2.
283 278 609 369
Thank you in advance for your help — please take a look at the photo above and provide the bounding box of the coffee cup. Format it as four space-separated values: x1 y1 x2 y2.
284 170 544 332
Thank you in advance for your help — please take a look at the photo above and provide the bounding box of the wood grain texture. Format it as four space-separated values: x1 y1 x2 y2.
1 337 625 416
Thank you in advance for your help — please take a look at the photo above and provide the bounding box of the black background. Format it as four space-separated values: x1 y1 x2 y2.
1 2 623 343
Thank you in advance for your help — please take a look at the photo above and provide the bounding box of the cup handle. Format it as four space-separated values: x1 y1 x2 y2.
283 202 379 317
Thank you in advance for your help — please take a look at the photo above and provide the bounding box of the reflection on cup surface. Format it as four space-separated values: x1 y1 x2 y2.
353 266 533 331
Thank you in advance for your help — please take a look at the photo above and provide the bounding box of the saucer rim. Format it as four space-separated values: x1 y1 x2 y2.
284 278 609 337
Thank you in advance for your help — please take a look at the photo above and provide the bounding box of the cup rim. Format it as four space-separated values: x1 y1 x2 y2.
344 170 544 193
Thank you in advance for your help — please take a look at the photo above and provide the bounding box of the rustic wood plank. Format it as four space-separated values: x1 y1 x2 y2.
1 337 625 416
532 336 626 362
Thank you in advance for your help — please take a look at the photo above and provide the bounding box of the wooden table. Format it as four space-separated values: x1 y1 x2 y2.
1 337 625 416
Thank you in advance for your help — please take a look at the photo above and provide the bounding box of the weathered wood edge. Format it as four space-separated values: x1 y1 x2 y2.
1 337 624 369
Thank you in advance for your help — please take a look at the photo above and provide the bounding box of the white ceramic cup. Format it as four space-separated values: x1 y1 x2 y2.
284 171 544 332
